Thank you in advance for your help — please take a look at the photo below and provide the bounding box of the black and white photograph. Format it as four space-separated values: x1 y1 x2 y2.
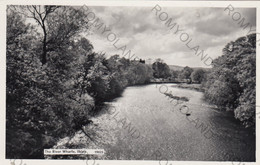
2 0 259 164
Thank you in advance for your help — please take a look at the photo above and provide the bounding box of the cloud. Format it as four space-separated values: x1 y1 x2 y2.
192 8 256 37
85 6 256 67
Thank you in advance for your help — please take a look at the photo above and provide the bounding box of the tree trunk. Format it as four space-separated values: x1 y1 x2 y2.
42 23 47 65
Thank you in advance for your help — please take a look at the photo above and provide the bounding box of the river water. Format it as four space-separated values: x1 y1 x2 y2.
60 83 255 161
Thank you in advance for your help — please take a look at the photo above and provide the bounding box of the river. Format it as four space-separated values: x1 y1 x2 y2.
57 83 255 161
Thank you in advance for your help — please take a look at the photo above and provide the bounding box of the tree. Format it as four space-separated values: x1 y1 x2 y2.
191 69 206 83
9 5 88 65
129 62 153 84
6 6 94 158
170 70 178 79
204 33 256 128
6 5 156 159
152 58 171 78
6 9 46 158
178 66 193 81
9 5 59 64
84 53 111 103
204 68 241 109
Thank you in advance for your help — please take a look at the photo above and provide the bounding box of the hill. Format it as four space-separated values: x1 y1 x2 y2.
168 65 211 72
168 65 184 71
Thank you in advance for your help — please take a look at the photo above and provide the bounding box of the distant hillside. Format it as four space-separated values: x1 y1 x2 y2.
168 65 184 71
168 65 211 72
192 67 211 72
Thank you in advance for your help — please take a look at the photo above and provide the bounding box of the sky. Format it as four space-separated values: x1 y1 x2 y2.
84 6 256 68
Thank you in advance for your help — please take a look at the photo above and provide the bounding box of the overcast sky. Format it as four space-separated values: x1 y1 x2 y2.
85 6 256 67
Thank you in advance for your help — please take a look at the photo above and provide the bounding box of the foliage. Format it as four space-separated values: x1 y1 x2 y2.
191 69 206 83
6 7 95 158
178 66 193 82
204 33 256 127
152 58 171 78
170 70 179 79
6 6 154 158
